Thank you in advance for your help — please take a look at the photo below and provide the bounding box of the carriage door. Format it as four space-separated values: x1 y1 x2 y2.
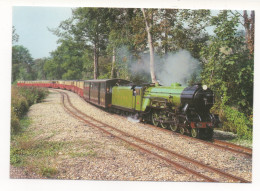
98 83 101 105
133 87 142 111
105 83 112 107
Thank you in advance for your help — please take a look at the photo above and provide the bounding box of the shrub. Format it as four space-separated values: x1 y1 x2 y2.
11 108 21 134
18 87 37 105
11 85 49 134
221 106 252 140
11 96 29 119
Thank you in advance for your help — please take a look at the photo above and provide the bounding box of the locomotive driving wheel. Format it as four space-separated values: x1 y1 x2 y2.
160 111 168 129
151 111 160 127
169 117 178 132
180 127 185 135
191 128 199 138
170 123 178 132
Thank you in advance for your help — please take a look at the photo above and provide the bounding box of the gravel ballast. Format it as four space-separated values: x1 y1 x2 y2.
10 89 252 182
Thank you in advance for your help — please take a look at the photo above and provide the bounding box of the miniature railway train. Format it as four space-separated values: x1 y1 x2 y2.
17 79 220 139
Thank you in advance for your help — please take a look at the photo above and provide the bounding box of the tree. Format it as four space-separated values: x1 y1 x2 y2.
50 8 111 79
32 58 48 80
200 10 253 138
44 38 84 80
200 10 253 114
71 8 111 79
141 8 157 84
105 8 136 78
12 26 19 44
44 58 62 80
231 10 255 56
243 11 254 55
105 8 210 84
12 45 33 82
155 9 179 56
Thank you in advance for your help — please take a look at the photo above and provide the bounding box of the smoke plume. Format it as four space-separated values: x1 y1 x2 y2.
128 49 200 86
156 50 200 86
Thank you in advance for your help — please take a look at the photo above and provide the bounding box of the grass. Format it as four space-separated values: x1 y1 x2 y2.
10 123 67 179
228 138 253 148
69 149 97 158
11 138 65 164
40 165 59 178
214 128 253 148
11 128 98 165
10 131 65 178
10 124 99 178
20 117 31 130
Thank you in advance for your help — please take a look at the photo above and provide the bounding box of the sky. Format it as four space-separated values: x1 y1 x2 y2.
12 6 244 60
13 6 72 59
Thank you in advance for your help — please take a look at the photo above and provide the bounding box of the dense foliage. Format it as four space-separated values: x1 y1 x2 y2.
200 11 253 139
11 86 49 134
12 9 254 139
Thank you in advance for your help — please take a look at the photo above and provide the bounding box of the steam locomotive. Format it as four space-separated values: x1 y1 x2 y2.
17 79 220 139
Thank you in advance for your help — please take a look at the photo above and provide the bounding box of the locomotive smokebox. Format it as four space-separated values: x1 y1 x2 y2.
181 84 214 113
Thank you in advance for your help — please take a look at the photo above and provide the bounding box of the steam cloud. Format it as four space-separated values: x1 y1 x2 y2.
128 49 200 86
156 50 200 86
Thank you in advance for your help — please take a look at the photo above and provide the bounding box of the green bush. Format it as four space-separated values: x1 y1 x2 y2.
11 108 21 134
11 96 29 119
18 87 38 105
11 86 49 134
221 106 252 140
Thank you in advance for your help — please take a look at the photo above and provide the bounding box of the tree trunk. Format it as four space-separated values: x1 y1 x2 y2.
141 8 157 84
93 44 98 79
164 25 168 55
243 10 255 55
111 47 116 78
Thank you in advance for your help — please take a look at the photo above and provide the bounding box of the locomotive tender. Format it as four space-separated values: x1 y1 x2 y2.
17 79 220 139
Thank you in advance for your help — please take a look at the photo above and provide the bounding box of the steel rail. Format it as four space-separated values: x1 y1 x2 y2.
142 123 252 157
57 90 250 183
212 139 252 155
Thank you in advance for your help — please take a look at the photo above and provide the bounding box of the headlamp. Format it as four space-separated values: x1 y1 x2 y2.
202 85 207 90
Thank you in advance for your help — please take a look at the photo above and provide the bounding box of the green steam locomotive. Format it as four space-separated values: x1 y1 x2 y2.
111 81 220 139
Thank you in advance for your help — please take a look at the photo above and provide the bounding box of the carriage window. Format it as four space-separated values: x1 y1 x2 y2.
84 83 90 88
136 89 140 95
133 89 140 96
106 85 112 93
91 83 98 90
100 83 105 93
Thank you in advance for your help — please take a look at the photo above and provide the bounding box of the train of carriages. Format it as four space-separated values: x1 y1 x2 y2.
17 79 220 139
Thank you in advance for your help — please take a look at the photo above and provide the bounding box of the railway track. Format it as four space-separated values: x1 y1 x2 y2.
58 86 252 158
212 139 252 156
56 89 250 183
142 123 252 157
